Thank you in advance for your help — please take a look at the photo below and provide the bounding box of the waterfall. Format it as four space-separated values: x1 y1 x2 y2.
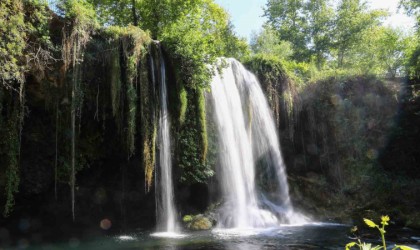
210 58 307 229
154 46 178 233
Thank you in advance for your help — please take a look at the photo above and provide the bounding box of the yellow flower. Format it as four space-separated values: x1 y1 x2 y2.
381 215 390 226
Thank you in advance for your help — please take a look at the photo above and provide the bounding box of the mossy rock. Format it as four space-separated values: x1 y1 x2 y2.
183 214 213 231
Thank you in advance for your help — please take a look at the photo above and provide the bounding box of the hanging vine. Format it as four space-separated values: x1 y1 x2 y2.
140 44 157 192
1 91 24 217
60 0 97 221
109 42 123 131
105 26 151 158
1 0 51 217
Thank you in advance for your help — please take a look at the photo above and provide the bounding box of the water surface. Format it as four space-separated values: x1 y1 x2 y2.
25 224 351 250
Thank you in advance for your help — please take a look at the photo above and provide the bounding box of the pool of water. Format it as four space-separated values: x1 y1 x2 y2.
10 222 420 250
22 223 354 250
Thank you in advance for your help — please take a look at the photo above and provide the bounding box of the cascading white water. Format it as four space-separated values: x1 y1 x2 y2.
154 47 178 233
210 58 307 229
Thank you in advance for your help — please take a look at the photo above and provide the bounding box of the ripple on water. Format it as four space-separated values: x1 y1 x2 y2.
116 235 136 241
212 227 281 238
150 232 188 239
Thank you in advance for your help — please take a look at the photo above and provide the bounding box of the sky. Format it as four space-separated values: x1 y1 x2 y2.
214 0 417 41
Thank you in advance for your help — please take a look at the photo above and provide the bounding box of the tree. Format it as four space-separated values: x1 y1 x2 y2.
332 0 387 68
344 26 415 77
376 28 416 77
250 25 293 60
306 0 335 68
400 0 420 30
400 0 420 79
220 21 250 60
264 0 309 61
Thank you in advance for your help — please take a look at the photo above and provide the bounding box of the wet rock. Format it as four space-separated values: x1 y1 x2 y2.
183 214 213 231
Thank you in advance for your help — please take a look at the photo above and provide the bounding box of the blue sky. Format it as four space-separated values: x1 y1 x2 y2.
214 0 267 40
215 0 416 41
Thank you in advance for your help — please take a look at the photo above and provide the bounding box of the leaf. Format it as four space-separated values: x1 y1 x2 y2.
395 245 415 250
364 218 378 228
346 242 357 250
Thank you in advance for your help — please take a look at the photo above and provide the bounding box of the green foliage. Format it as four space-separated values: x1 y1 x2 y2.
245 54 288 81
24 0 56 82
219 21 250 61
86 0 135 26
0 0 26 87
400 0 420 31
0 0 53 88
24 0 53 47
103 26 154 182
263 0 410 79
178 89 214 184
265 0 310 61
306 0 335 67
333 0 387 68
338 26 415 77
400 0 420 80
346 216 414 250
87 0 250 63
183 215 193 223
0 0 53 216
160 0 229 90
407 45 420 80
245 54 307 86
120 27 150 157
250 26 293 60
103 26 151 157
58 0 98 29
57 0 100 220
264 0 337 64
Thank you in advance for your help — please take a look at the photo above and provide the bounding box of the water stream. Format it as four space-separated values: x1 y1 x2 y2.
210 58 307 229
154 45 178 234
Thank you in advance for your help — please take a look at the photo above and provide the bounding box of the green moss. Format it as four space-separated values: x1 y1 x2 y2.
179 84 188 126
177 88 214 184
104 26 152 158
137 50 157 192
126 83 137 157
196 88 208 162
183 214 213 231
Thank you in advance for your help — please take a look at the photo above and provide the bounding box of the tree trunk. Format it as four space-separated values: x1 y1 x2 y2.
132 0 138 26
